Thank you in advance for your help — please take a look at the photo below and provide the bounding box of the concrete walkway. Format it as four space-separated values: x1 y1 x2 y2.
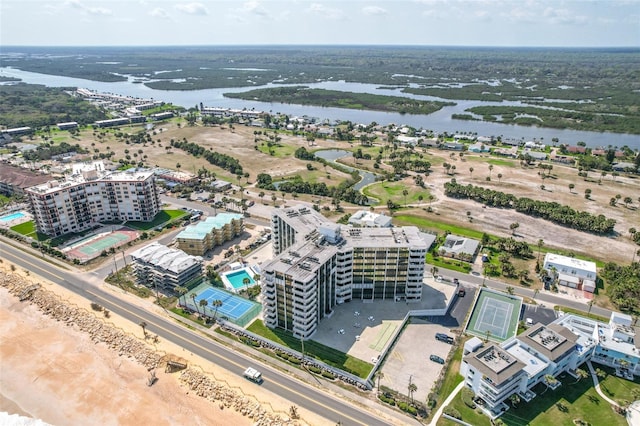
428 381 465 426
587 361 620 407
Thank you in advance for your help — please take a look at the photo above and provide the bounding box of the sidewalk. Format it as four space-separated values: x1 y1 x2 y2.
586 361 620 407
427 381 465 426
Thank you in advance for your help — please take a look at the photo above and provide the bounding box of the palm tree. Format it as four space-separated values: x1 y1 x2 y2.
587 299 595 315
402 189 409 207
488 164 494 178
199 299 208 318
573 368 589 383
191 293 200 315
569 183 575 193
243 277 251 291
175 286 188 307
259 191 265 204
510 222 519 235
408 382 417 403
509 393 521 407
469 166 474 177
533 289 539 301
374 370 385 393
542 374 558 393
537 239 544 263
211 299 223 322
497 173 503 183
139 321 148 338
506 286 515 295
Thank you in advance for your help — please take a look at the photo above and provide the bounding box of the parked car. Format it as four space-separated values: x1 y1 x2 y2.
457 288 466 297
436 333 455 344
430 354 445 364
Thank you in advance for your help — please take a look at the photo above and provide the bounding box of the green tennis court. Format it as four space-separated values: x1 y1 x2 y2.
466 288 522 342
77 233 131 255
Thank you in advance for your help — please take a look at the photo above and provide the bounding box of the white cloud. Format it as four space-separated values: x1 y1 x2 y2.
175 2 209 16
308 3 345 20
543 7 587 25
362 6 387 16
150 8 171 19
64 0 112 16
241 1 270 17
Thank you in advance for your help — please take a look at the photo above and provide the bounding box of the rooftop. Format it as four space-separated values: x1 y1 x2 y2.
130 242 202 274
544 253 597 273
176 213 243 240
519 323 578 362
465 345 527 386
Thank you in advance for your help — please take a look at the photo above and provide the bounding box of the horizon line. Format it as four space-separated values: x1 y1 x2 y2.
1 44 639 50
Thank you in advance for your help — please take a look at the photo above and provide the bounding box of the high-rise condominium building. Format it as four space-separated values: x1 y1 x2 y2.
26 162 160 237
262 205 428 340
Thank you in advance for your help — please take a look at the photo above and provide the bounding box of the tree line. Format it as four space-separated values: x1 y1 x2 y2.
601 262 640 314
444 179 616 234
256 173 369 206
170 139 243 175
23 142 87 161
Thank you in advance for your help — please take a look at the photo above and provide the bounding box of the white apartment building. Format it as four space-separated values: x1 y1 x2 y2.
26 162 160 237
461 311 639 419
543 253 597 292
262 205 428 340
129 242 203 292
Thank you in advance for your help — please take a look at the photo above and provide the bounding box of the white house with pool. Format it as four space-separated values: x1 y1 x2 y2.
220 263 260 293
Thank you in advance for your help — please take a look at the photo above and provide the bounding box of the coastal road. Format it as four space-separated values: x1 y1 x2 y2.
1 245 392 426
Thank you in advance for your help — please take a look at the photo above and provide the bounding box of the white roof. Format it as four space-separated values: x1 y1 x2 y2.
544 253 596 273
130 242 202 274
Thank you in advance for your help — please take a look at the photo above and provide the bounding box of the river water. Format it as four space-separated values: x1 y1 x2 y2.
2 66 639 150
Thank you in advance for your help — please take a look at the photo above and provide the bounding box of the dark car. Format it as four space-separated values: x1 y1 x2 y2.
430 354 445 364
436 333 455 344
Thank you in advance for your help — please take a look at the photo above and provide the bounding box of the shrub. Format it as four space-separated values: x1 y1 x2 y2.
378 394 396 406
443 406 461 420
308 365 323 374
321 370 336 380
461 387 477 409
288 357 302 365
398 402 418 416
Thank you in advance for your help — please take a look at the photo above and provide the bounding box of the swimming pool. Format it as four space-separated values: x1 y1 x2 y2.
223 268 256 290
0 211 26 222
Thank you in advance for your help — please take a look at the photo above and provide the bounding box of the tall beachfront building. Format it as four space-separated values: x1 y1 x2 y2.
262 205 429 340
26 162 160 237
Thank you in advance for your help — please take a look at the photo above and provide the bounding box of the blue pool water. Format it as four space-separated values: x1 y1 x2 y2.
225 269 255 290
0 212 25 222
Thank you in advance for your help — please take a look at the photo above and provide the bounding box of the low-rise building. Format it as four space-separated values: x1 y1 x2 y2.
461 310 639 420
438 234 480 262
543 253 597 293
175 213 243 256
0 163 51 196
130 242 203 292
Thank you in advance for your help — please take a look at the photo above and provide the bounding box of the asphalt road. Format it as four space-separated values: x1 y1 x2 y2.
1 245 392 426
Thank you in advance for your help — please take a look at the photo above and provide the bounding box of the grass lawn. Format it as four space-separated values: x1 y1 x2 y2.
466 157 517 168
597 365 640 405
247 319 373 378
362 182 431 206
393 215 488 240
256 142 297 157
126 209 187 230
426 253 473 273
500 373 628 426
10 220 48 241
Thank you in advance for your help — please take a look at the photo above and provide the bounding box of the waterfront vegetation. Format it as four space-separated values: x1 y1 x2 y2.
0 83 107 128
225 86 455 115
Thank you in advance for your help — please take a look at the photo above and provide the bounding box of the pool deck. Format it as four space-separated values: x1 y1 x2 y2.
221 267 258 292
0 211 31 228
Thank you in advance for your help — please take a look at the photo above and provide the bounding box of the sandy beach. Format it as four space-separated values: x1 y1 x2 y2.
0 260 327 426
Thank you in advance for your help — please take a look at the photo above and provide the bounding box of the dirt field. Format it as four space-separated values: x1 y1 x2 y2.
0 260 328 426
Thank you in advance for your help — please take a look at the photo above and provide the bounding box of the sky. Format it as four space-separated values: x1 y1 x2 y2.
1 0 638 47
